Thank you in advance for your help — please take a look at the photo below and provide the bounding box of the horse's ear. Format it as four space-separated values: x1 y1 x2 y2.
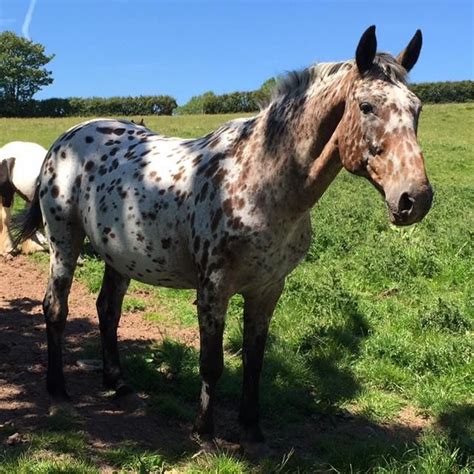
356 25 377 74
397 29 422 73
0 160 7 185
0 158 14 185
0 158 16 207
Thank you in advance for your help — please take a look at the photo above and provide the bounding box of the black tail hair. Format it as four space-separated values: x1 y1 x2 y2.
11 186 44 251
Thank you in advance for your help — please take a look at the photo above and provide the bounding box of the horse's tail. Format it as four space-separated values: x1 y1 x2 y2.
11 185 43 251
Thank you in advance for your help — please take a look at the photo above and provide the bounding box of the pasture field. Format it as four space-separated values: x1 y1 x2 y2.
0 103 473 472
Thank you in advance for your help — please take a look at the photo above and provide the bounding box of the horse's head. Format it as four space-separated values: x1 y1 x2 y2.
337 26 433 226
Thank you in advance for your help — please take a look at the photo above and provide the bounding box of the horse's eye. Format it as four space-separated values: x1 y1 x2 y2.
360 102 373 114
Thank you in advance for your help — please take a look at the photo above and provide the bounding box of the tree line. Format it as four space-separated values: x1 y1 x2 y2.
1 31 472 118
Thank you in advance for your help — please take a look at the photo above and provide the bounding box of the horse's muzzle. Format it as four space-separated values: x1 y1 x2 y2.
387 183 434 226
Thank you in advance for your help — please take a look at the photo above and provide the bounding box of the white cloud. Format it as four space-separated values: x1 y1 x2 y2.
22 0 37 40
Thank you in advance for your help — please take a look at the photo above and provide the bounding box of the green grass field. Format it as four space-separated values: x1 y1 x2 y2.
1 104 473 472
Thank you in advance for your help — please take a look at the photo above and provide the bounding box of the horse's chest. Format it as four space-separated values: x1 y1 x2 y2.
210 215 312 291
252 219 311 277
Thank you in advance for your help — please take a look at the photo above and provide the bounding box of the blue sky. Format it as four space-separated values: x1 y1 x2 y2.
1 0 472 105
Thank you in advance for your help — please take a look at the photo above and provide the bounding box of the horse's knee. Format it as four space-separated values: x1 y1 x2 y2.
43 276 71 324
43 299 67 334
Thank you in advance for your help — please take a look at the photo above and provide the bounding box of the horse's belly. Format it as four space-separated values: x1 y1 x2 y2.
101 246 196 289
85 224 197 289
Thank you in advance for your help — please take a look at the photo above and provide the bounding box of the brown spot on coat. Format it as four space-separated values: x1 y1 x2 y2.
51 185 60 198
172 171 184 181
222 198 233 217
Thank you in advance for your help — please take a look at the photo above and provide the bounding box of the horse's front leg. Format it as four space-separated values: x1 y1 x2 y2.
193 282 230 439
96 264 131 396
239 280 284 447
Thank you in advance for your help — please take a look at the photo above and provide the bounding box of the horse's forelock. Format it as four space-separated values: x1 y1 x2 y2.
369 53 408 84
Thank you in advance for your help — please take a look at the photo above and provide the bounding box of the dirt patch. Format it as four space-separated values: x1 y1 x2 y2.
0 255 196 457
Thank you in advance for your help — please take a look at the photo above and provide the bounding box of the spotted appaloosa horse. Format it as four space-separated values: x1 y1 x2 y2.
16 26 433 448
0 141 47 255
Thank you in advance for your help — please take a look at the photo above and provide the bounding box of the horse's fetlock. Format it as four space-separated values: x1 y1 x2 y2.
200 359 224 384
53 276 70 293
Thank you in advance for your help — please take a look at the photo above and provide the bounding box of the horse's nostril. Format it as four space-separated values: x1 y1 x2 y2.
399 192 414 214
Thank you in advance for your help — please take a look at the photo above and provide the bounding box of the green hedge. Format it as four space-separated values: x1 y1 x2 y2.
409 81 474 103
0 95 177 117
176 90 263 115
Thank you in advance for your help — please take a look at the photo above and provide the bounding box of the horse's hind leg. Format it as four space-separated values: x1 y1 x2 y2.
239 280 284 447
96 264 130 396
43 225 85 401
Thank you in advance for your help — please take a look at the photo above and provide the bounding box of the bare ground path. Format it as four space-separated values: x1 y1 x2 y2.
0 255 197 460
0 255 430 469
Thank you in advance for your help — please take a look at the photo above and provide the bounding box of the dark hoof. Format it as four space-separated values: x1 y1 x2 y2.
114 389 145 413
190 436 217 454
115 383 135 398
48 400 78 418
192 418 214 441
47 386 71 404
190 440 221 461
240 440 271 460
214 437 241 453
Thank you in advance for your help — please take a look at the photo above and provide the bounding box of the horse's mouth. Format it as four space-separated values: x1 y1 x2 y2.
388 209 417 226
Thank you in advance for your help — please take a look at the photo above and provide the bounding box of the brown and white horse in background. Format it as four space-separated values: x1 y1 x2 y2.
0 141 47 255
15 26 432 450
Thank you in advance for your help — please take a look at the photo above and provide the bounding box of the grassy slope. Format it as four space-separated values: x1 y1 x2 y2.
1 104 473 472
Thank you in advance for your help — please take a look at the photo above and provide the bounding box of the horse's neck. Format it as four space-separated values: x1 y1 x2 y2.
248 73 350 216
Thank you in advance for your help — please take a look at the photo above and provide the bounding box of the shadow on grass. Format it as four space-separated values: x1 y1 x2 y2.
120 336 433 472
81 239 100 258
0 294 439 471
437 403 474 459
